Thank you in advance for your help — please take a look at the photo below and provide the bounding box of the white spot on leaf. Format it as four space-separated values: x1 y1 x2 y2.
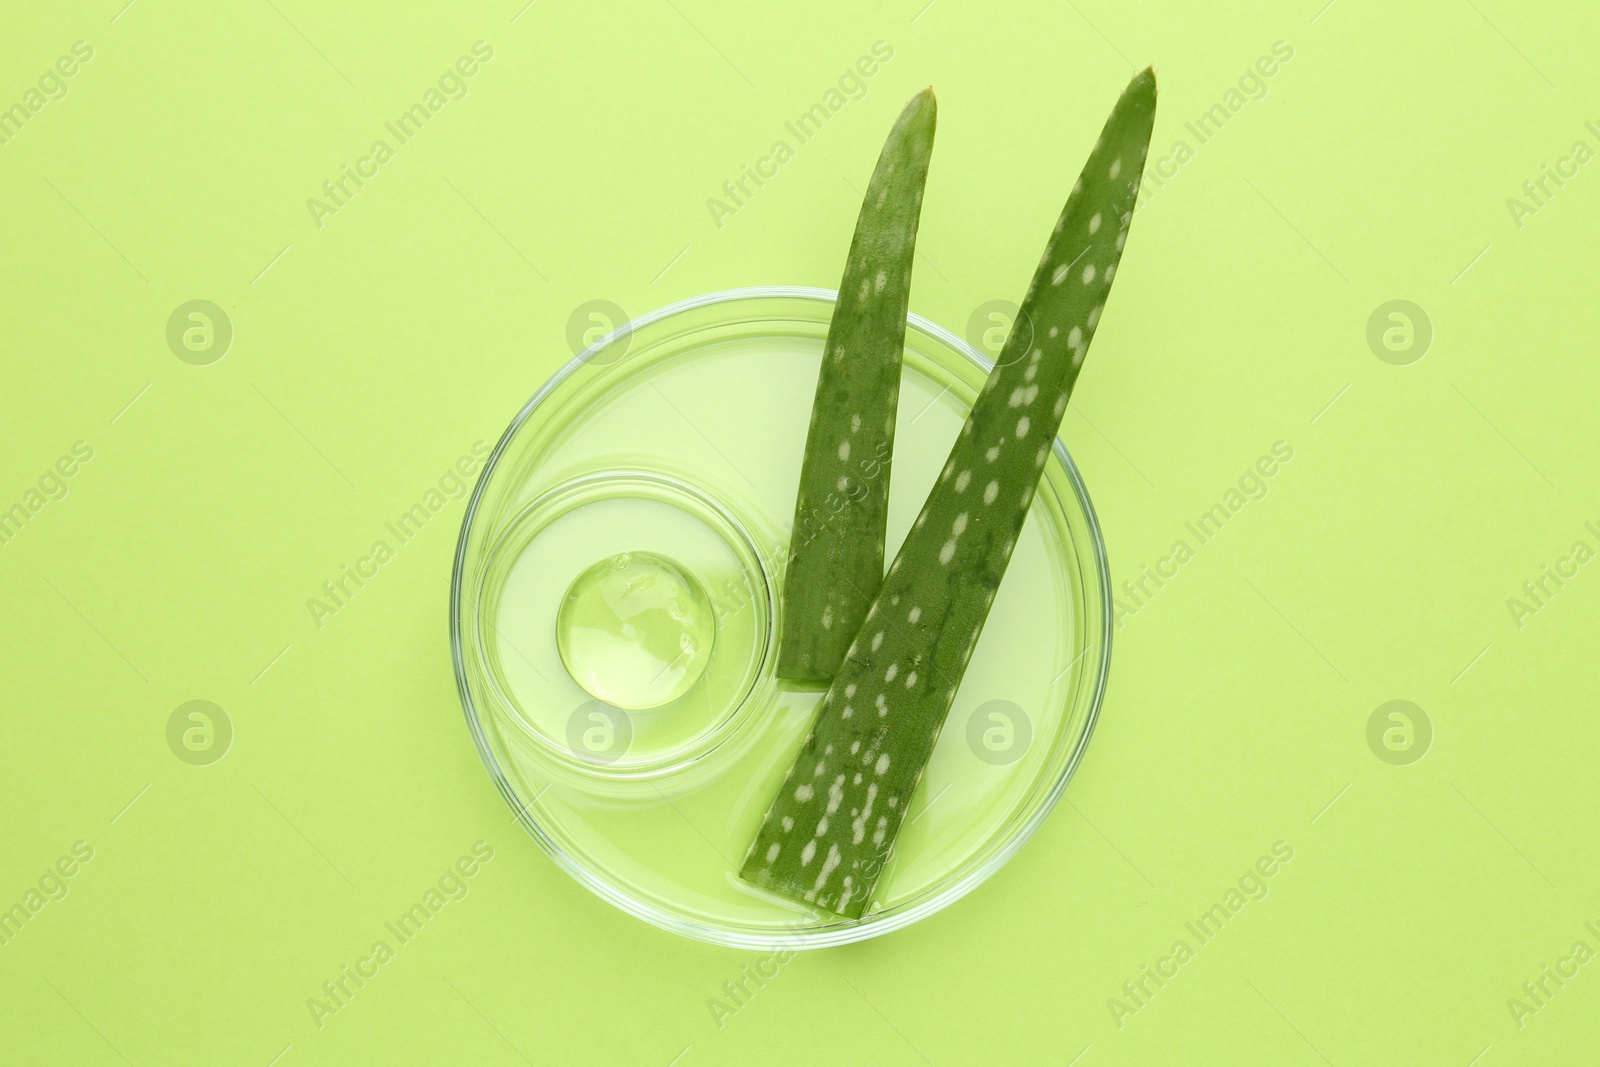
827 774 845 814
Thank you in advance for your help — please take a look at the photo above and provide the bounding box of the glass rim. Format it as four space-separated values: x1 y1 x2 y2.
449 285 1115 949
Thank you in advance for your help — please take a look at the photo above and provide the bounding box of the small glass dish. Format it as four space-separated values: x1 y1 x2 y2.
450 287 1112 948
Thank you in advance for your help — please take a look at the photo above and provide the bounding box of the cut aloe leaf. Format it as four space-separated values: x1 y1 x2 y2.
742 69 1156 917
776 88 938 683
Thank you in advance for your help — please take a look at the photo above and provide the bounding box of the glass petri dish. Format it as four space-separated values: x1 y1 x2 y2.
450 287 1112 948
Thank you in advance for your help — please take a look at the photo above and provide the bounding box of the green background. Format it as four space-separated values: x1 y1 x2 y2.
3 0 1597 1062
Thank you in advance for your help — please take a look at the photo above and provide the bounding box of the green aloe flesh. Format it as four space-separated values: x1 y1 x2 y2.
776 88 938 683
741 69 1157 917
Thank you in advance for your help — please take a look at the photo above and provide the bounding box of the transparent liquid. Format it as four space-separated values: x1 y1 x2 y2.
556 551 717 711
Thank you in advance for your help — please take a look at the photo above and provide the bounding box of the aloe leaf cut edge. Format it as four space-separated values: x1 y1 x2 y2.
741 69 1157 918
776 88 938 683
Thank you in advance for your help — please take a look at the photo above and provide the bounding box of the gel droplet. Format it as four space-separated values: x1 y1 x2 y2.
556 552 716 710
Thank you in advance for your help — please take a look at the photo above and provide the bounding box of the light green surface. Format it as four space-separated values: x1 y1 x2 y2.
2 0 1597 1062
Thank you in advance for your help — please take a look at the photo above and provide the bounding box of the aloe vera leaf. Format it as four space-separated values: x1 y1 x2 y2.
741 69 1156 917
776 88 938 683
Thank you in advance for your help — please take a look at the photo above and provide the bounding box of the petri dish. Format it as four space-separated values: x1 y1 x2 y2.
450 287 1112 948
